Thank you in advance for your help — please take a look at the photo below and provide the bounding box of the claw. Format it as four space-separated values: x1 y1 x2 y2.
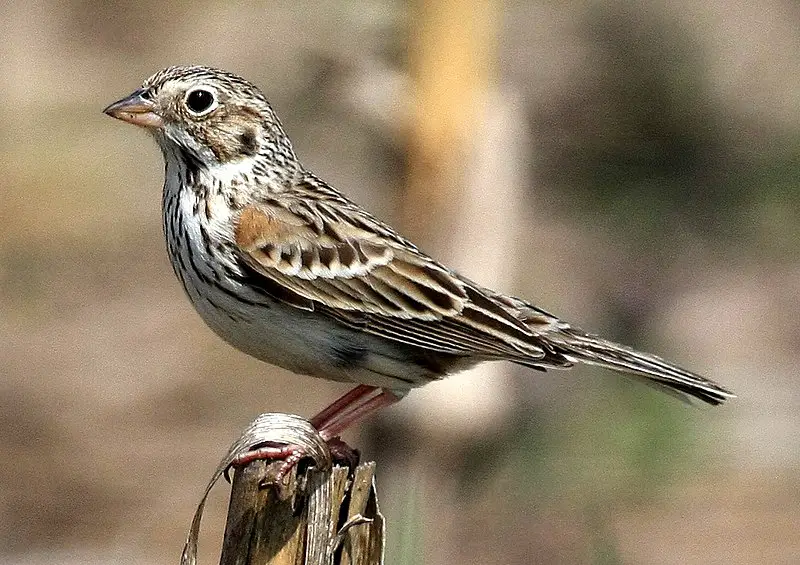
225 443 307 483
326 437 361 471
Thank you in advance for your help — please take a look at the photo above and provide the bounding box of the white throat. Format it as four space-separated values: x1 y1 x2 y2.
161 144 254 252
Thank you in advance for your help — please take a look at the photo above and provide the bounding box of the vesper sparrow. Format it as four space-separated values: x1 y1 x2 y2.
104 66 733 446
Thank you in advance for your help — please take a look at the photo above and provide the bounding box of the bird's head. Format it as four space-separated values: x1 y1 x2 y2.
104 65 297 171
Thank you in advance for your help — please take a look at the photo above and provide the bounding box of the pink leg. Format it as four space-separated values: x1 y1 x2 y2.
309 384 378 429
315 388 400 440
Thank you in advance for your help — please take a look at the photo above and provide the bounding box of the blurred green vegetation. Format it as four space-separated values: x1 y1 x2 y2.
532 4 800 255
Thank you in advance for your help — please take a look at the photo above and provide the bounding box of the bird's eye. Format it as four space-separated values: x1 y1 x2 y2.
184 88 217 116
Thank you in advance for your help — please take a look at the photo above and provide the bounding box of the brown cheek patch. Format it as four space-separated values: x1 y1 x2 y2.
195 107 251 162
218 106 262 161
238 128 258 156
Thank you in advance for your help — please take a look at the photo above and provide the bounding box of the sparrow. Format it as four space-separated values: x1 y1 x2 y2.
104 65 733 445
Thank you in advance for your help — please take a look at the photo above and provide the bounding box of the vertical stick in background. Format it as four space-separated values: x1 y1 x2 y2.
404 1 528 430
405 0 500 252
403 5 530 561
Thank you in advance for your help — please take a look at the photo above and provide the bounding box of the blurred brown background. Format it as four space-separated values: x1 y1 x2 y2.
1 1 799 563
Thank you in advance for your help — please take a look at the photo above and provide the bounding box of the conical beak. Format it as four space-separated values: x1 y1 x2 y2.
103 89 163 129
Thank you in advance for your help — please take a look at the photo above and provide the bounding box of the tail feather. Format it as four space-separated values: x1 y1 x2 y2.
538 327 735 405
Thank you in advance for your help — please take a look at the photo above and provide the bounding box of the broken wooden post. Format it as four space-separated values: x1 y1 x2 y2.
180 413 384 565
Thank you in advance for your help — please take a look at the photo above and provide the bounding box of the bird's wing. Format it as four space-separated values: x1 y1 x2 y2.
233 197 547 360
232 189 734 405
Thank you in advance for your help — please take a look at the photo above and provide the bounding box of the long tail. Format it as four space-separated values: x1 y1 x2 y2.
537 327 735 405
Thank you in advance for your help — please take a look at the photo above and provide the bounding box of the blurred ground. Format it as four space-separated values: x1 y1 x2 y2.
1 1 799 564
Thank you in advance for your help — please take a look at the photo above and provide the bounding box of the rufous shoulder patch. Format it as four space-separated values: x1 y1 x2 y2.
234 206 297 249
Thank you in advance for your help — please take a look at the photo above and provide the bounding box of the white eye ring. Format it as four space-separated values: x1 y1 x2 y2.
183 87 218 116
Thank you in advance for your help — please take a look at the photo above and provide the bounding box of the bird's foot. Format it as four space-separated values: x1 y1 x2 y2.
226 442 307 484
226 437 360 484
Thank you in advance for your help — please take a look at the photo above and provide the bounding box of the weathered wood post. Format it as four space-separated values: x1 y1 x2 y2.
180 414 384 565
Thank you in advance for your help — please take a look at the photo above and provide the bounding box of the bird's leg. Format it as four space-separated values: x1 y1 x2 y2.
309 384 379 430
313 386 401 470
229 386 399 480
312 387 400 441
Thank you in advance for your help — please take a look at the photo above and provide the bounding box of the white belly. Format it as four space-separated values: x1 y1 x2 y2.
185 275 436 393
